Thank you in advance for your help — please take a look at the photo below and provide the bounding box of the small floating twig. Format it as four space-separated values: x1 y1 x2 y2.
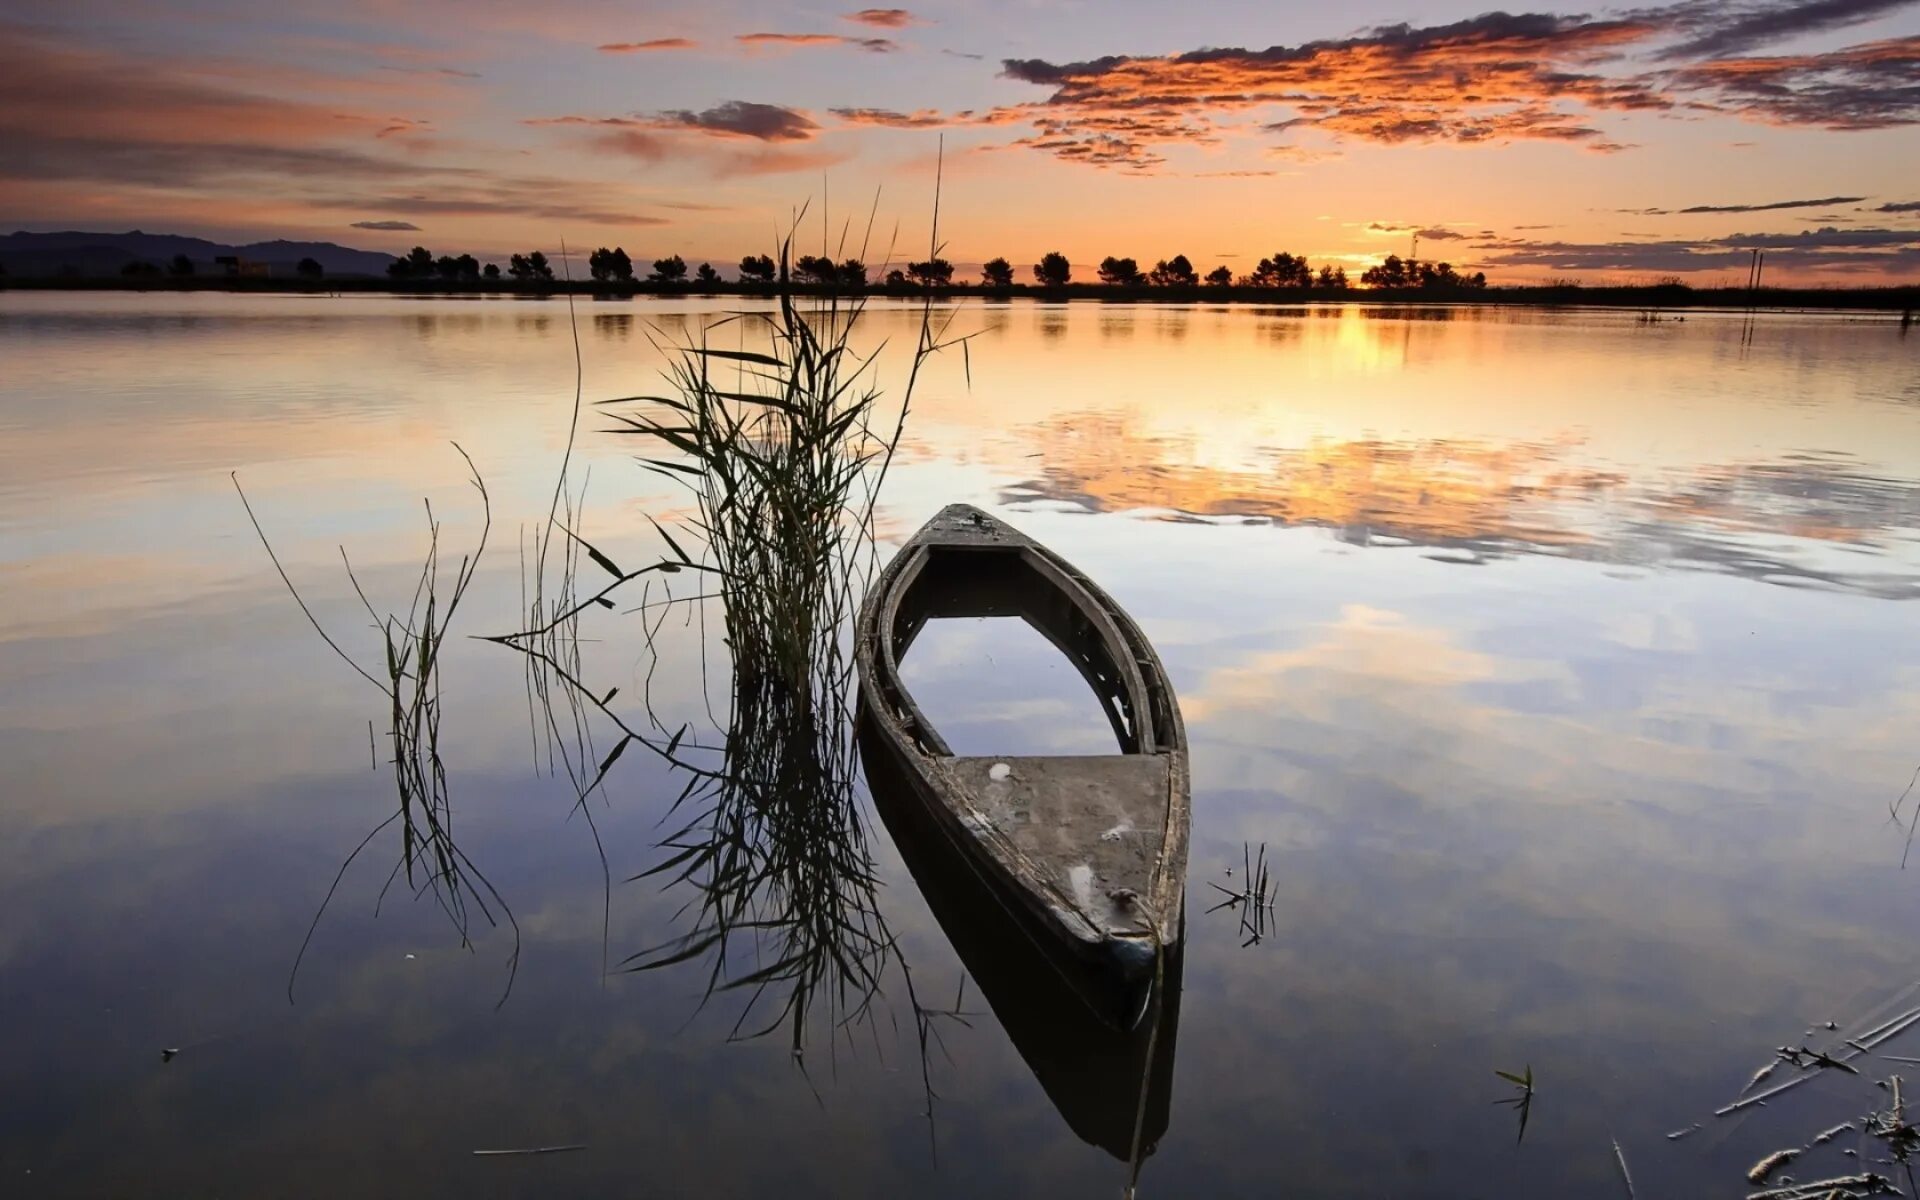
1748 1148 1801 1184
1666 1123 1701 1141
1746 1173 1894 1200
472 1145 586 1157
1855 1007 1920 1050
1718 1071 1818 1116
1740 1061 1780 1096
1718 1021 1920 1117
1612 1135 1637 1199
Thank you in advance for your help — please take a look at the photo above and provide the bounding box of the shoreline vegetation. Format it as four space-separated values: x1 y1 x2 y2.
1 241 1913 311
6 273 1915 310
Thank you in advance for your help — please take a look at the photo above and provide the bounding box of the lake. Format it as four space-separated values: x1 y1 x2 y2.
2 291 1917 1197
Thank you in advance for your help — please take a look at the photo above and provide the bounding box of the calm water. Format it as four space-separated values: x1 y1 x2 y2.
2 292 1917 1197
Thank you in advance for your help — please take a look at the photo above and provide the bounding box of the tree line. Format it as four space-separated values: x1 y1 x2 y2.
349 242 1493 291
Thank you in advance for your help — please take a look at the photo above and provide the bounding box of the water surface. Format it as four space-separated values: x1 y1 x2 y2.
3 292 1918 1197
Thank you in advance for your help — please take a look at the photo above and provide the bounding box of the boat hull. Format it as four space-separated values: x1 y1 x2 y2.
855 504 1190 1031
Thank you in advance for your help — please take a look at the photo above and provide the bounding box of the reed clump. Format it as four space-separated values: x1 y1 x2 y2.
490 227 968 1051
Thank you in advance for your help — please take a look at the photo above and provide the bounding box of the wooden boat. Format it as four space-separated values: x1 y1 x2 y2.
855 503 1190 1030
860 711 1183 1160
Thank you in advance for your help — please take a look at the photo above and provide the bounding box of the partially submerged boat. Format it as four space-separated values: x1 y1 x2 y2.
861 710 1183 1160
854 503 1190 1030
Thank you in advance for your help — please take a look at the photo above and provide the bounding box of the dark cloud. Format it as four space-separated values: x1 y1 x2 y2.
351 219 422 231
1368 223 1471 240
941 49 986 60
1669 35 1920 129
598 38 697 53
1626 194 1871 214
736 32 898 52
0 23 672 229
1470 225 1920 274
526 109 844 176
652 101 819 142
1732 224 1919 247
1876 200 1920 211
830 107 948 128
344 191 670 224
842 8 917 28
1652 0 1916 60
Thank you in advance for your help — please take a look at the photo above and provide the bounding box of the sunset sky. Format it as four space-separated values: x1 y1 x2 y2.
3 0 1918 283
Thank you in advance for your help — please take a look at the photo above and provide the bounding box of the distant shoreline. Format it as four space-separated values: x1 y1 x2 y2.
3 276 1915 311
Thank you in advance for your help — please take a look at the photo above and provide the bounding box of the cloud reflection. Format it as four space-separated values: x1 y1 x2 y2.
999 416 1920 598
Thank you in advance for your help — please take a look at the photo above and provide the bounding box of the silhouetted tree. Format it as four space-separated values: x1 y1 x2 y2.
168 254 195 277
737 254 776 283
650 255 688 283
121 260 162 278
1253 252 1312 288
590 246 634 282
695 262 719 285
838 258 868 287
794 255 837 285
1315 265 1336 289
387 259 412 279
435 255 460 278
450 253 480 281
906 257 954 287
1205 265 1233 287
885 268 908 288
981 257 1014 288
1032 251 1071 287
483 263 500 281
1148 254 1197 287
1361 254 1409 288
405 246 435 277
296 257 324 280
1097 256 1143 286
509 252 555 282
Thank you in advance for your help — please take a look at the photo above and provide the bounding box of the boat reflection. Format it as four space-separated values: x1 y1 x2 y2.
860 712 1183 1165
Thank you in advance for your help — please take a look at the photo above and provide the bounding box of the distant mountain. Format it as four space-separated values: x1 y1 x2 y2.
0 230 397 278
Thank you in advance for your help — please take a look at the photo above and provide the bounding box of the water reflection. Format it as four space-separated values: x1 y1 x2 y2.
1000 415 1920 598
592 313 634 340
6 294 1920 1198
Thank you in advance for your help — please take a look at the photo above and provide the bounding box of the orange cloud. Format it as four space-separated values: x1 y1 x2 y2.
989 13 1920 172
736 32 898 52
997 13 1668 170
843 8 918 28
598 38 697 53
